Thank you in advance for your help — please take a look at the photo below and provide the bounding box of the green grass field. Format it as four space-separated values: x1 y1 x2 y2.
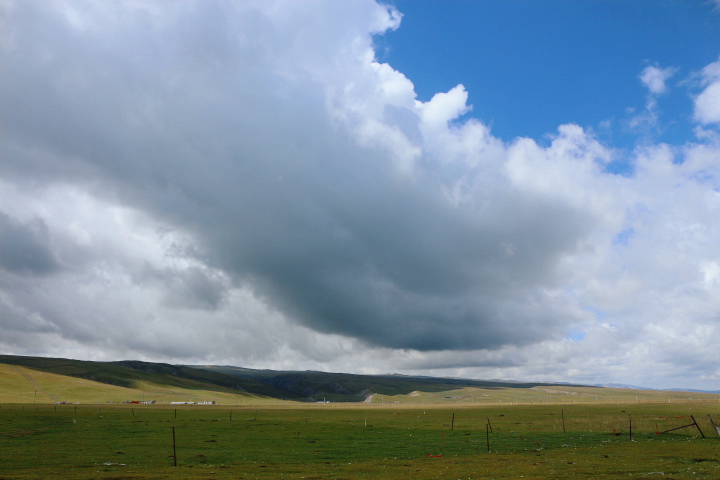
2 402 719 479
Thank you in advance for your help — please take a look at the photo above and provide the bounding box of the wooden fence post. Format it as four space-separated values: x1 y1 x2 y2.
690 415 705 438
708 414 720 437
486 423 490 452
172 427 177 466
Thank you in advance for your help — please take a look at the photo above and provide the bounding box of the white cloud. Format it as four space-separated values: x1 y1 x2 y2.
694 58 720 125
639 65 676 95
627 64 678 135
417 84 471 130
1 0 720 389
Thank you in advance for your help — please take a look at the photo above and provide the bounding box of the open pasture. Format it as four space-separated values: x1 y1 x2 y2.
1 402 719 479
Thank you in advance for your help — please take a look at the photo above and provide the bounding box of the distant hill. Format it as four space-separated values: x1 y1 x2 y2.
595 383 720 394
0 354 589 403
666 388 720 394
2 355 717 405
594 383 656 391
191 364 588 402
0 355 298 402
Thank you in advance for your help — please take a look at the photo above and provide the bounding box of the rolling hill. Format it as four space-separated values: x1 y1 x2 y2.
1 355 717 406
0 355 297 404
191 364 580 402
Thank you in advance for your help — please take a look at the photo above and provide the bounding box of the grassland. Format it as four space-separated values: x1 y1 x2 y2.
1 401 720 479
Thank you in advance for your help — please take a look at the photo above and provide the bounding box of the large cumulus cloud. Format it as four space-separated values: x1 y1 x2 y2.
1 0 719 388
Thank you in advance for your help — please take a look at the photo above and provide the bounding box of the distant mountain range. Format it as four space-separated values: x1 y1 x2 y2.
595 383 720 394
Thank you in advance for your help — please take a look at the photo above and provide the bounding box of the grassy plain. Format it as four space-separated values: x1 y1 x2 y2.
1 401 719 479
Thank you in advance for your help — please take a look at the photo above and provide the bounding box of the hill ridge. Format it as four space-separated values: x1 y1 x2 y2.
2 355 717 405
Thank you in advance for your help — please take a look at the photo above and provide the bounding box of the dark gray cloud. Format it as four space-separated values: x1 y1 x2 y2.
0 212 59 275
225 191 593 350
137 264 229 311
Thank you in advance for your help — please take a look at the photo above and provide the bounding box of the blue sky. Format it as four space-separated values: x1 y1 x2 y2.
2 0 720 390
380 0 720 148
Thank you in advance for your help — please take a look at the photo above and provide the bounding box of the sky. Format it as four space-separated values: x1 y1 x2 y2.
1 0 720 391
